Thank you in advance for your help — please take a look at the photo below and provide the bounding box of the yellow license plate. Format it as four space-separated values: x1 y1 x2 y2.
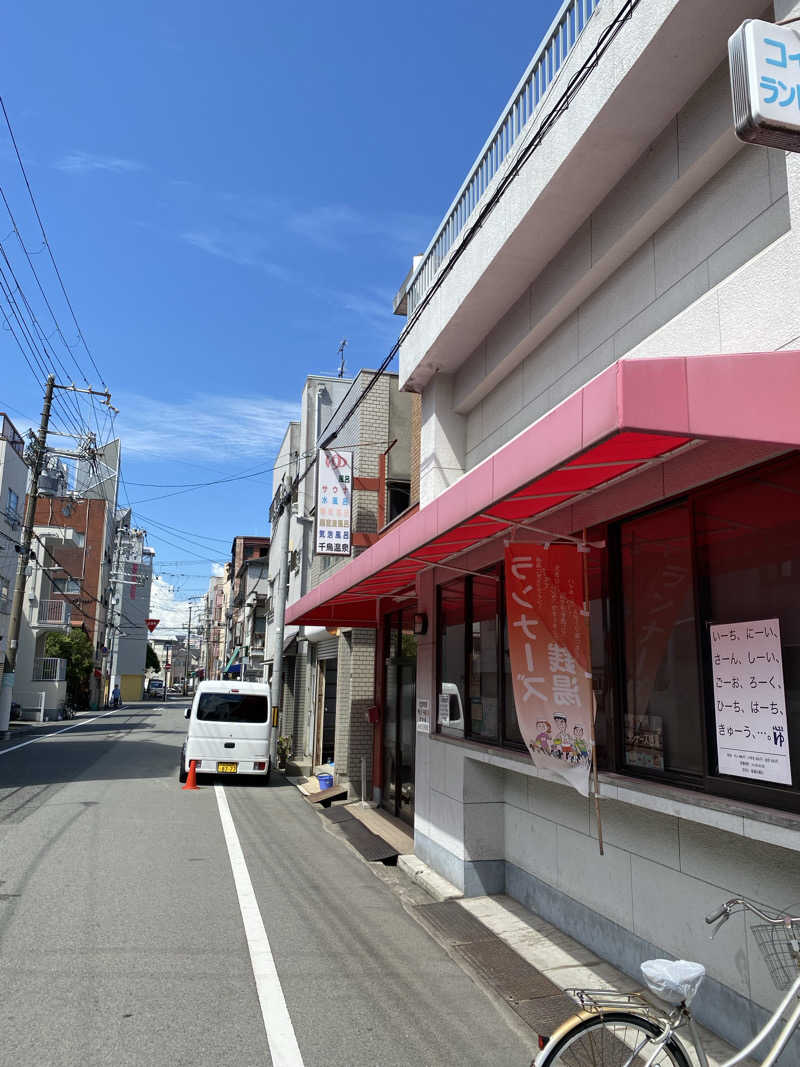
216 762 238 773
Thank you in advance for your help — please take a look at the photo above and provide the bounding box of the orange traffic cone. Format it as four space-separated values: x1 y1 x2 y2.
182 760 199 790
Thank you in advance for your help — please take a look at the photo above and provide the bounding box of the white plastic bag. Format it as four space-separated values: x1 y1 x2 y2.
640 958 706 1005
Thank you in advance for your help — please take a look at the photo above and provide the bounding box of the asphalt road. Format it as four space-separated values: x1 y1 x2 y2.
0 702 535 1067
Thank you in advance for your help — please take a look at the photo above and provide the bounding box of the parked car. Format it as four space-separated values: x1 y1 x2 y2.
145 678 166 701
179 680 271 784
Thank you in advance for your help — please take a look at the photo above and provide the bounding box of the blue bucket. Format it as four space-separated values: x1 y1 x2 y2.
317 773 334 790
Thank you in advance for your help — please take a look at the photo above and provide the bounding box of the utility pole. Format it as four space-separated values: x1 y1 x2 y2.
0 375 55 738
184 603 192 697
268 473 292 765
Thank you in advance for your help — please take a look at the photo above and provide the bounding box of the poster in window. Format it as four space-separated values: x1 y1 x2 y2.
710 618 792 786
416 697 431 734
315 449 352 557
505 543 594 796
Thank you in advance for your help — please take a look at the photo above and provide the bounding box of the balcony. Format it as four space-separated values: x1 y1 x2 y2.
394 0 759 395
35 600 71 627
33 657 67 682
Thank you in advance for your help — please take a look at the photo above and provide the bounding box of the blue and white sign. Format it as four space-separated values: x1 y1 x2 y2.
729 19 800 150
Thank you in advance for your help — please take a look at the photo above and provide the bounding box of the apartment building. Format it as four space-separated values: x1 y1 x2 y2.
287 0 800 1054
0 414 27 656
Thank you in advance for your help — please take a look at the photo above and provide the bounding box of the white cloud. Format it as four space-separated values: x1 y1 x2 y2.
115 392 300 464
147 576 191 639
55 151 146 174
287 203 433 254
181 229 288 277
211 562 226 578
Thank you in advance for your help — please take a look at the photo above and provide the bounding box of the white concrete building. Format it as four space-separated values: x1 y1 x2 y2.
288 0 800 1056
0 414 28 661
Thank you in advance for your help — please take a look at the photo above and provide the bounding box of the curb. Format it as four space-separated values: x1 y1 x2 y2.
397 854 463 902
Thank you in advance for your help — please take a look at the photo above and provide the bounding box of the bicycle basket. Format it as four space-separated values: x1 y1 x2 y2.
751 921 800 990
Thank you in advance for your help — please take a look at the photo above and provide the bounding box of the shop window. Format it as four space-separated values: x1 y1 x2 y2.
620 505 704 776
695 458 800 791
469 575 499 743
438 579 466 735
436 568 525 749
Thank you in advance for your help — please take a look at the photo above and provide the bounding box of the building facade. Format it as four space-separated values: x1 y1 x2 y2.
277 372 418 798
0 414 27 659
288 0 800 1055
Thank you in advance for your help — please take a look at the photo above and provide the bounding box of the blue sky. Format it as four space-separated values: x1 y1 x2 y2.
0 0 563 632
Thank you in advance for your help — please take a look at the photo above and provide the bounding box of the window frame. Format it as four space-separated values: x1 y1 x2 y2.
435 566 525 752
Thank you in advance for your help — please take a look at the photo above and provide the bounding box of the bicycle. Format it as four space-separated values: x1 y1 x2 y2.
535 897 800 1067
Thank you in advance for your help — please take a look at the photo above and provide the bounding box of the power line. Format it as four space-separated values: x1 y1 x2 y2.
0 96 107 391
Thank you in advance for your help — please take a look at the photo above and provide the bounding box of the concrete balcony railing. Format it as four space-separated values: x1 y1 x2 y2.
36 600 71 627
33 657 67 682
402 0 601 318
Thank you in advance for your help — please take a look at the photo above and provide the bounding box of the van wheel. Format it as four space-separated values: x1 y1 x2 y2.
263 760 272 786
178 746 188 784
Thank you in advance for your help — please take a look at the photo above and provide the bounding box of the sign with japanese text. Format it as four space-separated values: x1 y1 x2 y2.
315 449 352 557
505 544 594 795
729 20 800 151
119 536 143 565
145 618 159 633
710 618 791 786
416 697 431 734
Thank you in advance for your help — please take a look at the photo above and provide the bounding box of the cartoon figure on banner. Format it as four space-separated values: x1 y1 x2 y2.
552 713 568 759
534 720 551 755
572 724 589 764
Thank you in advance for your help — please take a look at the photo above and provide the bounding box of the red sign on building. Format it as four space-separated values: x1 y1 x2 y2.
145 619 160 633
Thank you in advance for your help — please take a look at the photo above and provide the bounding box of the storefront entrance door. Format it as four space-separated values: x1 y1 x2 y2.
382 614 417 825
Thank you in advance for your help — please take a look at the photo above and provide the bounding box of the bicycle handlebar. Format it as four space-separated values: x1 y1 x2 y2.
705 897 800 925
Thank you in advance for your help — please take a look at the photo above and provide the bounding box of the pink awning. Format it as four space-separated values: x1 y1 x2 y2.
287 352 800 627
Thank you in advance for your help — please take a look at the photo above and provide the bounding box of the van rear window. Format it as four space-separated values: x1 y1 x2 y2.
196 693 269 724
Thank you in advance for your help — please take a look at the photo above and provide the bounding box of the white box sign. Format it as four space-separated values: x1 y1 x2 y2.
710 618 792 786
729 19 800 150
315 449 352 557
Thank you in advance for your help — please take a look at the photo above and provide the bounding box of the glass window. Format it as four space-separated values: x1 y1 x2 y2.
7 488 18 518
196 692 269 723
620 504 703 775
695 457 800 786
469 575 499 742
438 579 466 735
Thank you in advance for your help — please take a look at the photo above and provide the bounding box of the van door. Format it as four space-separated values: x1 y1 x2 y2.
187 689 270 769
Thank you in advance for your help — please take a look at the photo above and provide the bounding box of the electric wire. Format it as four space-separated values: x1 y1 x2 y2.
0 96 107 391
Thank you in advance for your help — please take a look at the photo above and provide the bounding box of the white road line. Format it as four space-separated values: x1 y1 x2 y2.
0 707 122 756
215 784 305 1067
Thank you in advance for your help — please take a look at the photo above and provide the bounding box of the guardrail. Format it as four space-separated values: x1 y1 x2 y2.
406 0 601 316
33 657 67 682
36 599 71 626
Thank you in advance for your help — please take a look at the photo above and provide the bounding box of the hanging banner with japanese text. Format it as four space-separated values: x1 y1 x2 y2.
710 618 791 785
315 449 352 557
505 543 594 795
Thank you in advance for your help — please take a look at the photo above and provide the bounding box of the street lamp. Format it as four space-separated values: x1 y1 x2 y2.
185 596 205 697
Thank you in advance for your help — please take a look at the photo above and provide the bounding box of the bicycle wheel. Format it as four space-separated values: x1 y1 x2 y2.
539 1010 691 1067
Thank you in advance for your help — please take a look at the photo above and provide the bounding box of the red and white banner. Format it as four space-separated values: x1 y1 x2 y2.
505 543 594 795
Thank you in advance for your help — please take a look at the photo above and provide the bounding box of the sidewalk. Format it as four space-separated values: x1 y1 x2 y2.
292 775 753 1067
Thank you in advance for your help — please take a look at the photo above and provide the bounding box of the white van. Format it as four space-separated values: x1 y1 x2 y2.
179 680 272 783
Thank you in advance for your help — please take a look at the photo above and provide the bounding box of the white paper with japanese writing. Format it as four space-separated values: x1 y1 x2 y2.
710 618 791 786
416 698 431 734
315 449 353 557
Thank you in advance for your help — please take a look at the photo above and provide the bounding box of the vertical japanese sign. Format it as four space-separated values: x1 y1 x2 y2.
505 544 594 795
710 618 791 785
315 449 352 557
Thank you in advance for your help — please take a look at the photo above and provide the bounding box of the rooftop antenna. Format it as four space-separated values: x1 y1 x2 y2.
337 338 348 378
